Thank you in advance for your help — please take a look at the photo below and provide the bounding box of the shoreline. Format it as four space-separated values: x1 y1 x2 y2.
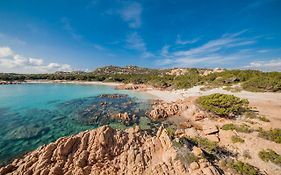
23 80 281 104
25 80 124 87
1 81 281 174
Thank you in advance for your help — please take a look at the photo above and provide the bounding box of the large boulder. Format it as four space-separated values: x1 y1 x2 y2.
148 101 188 120
0 126 193 175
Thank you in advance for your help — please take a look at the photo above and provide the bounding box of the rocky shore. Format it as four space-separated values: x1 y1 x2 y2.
1 83 281 175
0 81 22 85
0 125 219 175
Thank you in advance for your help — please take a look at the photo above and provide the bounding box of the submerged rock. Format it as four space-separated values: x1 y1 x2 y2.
69 94 153 128
98 94 128 99
6 124 49 140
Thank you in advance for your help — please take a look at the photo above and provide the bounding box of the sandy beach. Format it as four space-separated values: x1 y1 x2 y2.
25 80 124 86
146 86 281 128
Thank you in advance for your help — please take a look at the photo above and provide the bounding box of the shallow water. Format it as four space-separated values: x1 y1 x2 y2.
0 83 155 165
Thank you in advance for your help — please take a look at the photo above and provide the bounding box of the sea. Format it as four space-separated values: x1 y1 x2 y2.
0 83 155 165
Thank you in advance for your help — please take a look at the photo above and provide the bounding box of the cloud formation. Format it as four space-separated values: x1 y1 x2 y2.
176 35 200 45
126 32 153 58
120 2 142 28
243 58 281 72
156 31 257 67
0 47 73 73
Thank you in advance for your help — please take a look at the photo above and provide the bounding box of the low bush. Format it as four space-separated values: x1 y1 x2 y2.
166 127 176 138
257 116 270 122
176 151 198 165
258 149 281 167
189 137 218 154
258 128 281 144
231 135 245 143
196 93 249 118
228 160 260 175
242 76 281 92
221 123 252 133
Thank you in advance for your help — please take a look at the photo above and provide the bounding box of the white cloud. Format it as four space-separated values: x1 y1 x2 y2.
0 47 73 73
126 32 153 58
161 45 170 58
243 58 281 72
176 35 200 45
0 47 13 58
156 30 257 67
126 32 145 51
120 2 142 28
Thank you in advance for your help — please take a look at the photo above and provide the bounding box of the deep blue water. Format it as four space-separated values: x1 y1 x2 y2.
0 83 154 165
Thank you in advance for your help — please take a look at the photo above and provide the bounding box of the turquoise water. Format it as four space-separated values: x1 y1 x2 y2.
0 83 154 165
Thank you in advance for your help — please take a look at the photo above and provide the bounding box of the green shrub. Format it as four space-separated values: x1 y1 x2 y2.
242 76 281 92
257 116 270 122
228 160 259 175
231 135 245 143
166 127 176 138
258 128 281 143
221 124 252 133
196 93 249 118
259 149 281 166
172 139 185 148
176 152 198 165
189 137 218 154
244 111 258 119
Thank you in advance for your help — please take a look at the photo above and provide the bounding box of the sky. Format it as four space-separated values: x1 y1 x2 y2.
0 0 281 73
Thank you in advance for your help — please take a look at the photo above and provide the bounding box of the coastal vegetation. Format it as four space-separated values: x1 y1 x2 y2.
258 128 281 144
221 124 253 133
1 66 281 92
188 136 219 154
258 149 281 167
226 160 260 175
231 135 245 143
196 93 249 118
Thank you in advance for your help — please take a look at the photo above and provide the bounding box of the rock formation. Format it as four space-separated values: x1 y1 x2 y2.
115 84 149 91
148 100 188 120
0 125 221 175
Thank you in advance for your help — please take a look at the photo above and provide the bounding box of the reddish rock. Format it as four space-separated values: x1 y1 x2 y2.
0 126 193 175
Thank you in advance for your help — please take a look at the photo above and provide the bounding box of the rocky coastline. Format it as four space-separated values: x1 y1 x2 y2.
0 81 22 85
1 82 281 175
0 125 220 175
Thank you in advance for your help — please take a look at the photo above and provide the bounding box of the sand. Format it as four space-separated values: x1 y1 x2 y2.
25 80 123 86
146 86 281 128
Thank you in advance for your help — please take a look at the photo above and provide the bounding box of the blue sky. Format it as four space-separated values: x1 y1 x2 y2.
0 0 281 73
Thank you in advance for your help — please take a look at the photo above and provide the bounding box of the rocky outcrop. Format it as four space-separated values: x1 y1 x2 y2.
0 125 197 175
0 81 22 85
98 94 128 99
166 68 188 76
115 84 149 91
148 100 188 120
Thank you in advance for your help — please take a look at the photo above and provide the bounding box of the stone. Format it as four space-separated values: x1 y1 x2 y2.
190 162 200 170
206 134 219 142
192 146 203 157
179 121 192 128
148 100 188 120
194 112 206 121
202 123 219 135
185 128 199 138
1 125 208 175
